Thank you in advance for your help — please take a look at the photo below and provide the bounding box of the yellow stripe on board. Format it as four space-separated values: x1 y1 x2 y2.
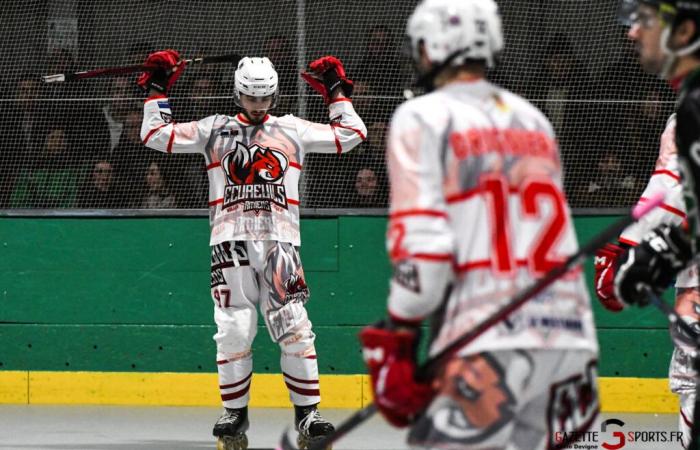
0 371 680 413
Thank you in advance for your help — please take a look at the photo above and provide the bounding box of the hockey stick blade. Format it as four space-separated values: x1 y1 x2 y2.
275 192 666 450
276 404 378 450
41 53 241 83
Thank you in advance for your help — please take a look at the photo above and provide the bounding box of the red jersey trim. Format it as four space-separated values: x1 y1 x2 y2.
207 161 221 170
387 311 424 326
446 190 479 204
166 127 175 154
640 196 686 218
142 123 169 145
651 169 681 182
618 237 638 247
289 161 302 170
331 122 367 141
447 186 519 204
329 97 352 104
412 253 453 262
389 209 448 220
209 198 224 207
288 199 300 206
236 113 270 125
145 94 167 102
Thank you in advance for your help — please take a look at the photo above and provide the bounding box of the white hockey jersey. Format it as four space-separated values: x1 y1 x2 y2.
618 115 699 288
141 95 366 246
386 79 598 357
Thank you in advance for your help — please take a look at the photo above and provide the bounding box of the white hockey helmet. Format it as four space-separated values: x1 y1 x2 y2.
234 57 279 108
406 0 504 69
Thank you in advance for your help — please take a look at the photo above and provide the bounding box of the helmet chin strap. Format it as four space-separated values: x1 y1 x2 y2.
659 25 700 79
408 48 473 97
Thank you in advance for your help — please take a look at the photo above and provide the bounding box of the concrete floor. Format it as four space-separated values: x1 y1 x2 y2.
0 406 684 450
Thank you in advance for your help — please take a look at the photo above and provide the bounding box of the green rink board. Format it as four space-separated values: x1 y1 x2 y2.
0 216 677 376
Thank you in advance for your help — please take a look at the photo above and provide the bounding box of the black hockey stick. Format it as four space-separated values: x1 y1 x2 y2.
275 193 666 450
41 53 241 83
644 287 700 450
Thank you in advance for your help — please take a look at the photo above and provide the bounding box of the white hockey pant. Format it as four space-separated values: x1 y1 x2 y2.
210 240 320 409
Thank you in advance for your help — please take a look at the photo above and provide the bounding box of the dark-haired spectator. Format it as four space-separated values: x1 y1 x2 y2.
102 77 142 152
355 25 410 95
76 160 123 208
0 74 43 207
577 152 639 208
346 167 388 208
139 160 177 209
111 110 151 204
10 126 79 208
263 35 298 115
530 35 596 204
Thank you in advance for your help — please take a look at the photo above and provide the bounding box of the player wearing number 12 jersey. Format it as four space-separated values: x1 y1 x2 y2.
359 1 599 449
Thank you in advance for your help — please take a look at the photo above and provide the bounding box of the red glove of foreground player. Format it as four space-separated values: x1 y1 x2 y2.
301 55 354 104
359 321 434 428
593 243 626 312
136 49 186 94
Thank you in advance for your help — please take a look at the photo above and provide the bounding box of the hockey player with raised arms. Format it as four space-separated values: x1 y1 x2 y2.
136 52 366 449
358 0 599 449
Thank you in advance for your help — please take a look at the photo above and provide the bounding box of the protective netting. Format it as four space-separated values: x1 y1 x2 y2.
0 0 676 212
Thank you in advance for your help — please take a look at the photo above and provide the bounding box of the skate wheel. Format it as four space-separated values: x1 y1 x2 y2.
296 435 332 450
216 433 248 450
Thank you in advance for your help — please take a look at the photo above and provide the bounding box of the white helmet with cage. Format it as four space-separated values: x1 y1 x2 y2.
234 56 279 107
406 0 504 70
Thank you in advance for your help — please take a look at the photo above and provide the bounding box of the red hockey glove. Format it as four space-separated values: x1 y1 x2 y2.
594 243 626 312
301 55 354 104
136 49 186 94
359 321 434 428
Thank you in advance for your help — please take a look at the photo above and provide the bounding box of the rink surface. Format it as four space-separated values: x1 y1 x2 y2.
0 406 683 449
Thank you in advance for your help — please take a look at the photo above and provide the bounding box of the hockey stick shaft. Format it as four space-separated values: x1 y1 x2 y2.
41 53 241 83
418 192 664 378
644 287 700 450
276 193 665 450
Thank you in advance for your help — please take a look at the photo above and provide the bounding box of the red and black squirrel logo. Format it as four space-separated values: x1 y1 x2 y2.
222 141 288 185
220 142 289 212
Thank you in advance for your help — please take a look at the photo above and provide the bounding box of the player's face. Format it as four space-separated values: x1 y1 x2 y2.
628 5 666 75
240 94 273 123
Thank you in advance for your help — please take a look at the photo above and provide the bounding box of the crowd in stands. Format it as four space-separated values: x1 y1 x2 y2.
0 28 677 211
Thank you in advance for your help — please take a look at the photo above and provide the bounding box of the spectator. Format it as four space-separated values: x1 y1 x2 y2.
349 79 374 122
76 160 123 208
111 110 151 204
10 125 79 208
533 35 596 205
355 24 410 95
102 77 141 152
578 152 638 208
139 160 177 209
0 73 43 207
346 167 387 208
263 35 298 115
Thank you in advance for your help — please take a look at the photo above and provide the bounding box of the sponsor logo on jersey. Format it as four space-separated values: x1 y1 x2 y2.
160 112 172 123
219 130 239 138
221 141 289 214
